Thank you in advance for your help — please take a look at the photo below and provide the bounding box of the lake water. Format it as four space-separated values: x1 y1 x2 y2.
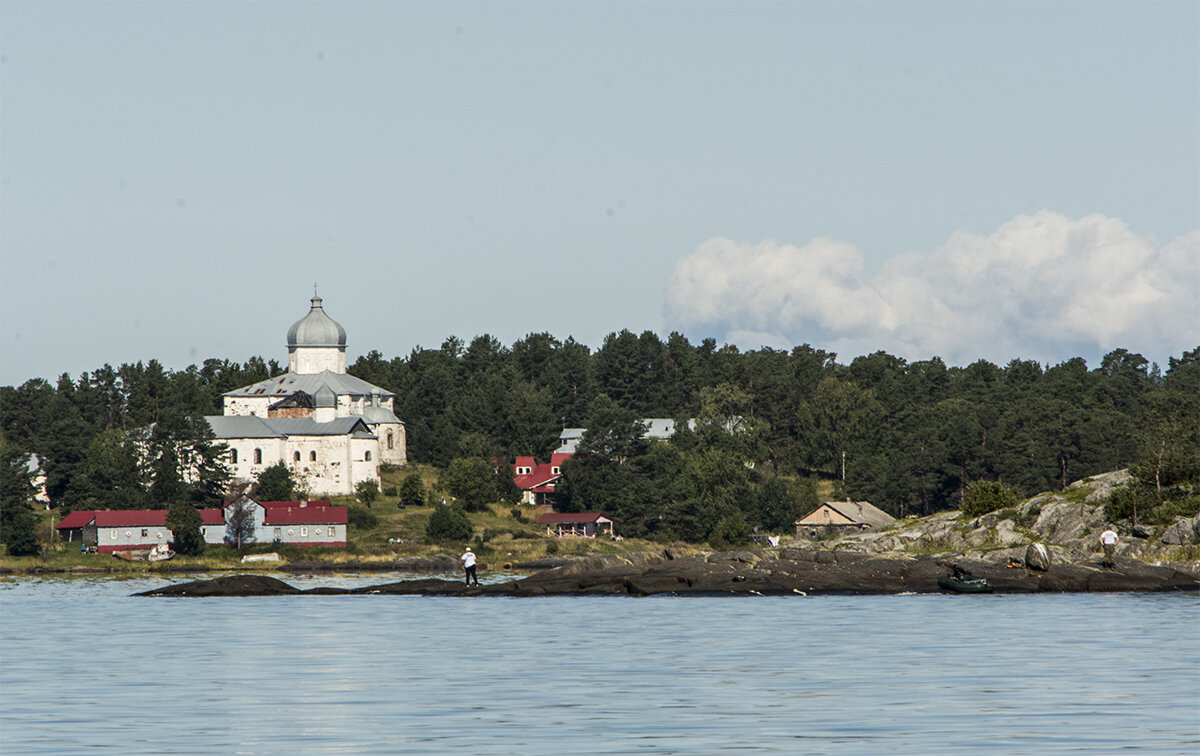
1 573 1197 755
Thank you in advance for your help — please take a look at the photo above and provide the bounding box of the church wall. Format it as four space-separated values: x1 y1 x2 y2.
288 346 346 375
373 422 407 467
224 396 272 417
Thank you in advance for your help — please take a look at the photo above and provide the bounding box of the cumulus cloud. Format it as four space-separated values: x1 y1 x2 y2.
663 211 1199 365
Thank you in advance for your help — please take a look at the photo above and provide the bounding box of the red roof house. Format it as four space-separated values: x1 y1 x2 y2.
58 508 225 552
227 498 348 547
513 454 572 509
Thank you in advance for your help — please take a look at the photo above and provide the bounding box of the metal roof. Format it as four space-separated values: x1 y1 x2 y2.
205 415 376 439
222 370 393 400
286 294 346 349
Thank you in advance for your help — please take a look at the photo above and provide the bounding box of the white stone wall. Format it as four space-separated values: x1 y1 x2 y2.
372 421 407 467
223 396 273 416
288 346 346 375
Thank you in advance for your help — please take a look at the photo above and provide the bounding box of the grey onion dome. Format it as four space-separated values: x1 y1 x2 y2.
314 383 337 408
287 294 347 349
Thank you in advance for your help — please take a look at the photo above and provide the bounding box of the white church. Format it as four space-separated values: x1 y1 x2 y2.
206 292 406 496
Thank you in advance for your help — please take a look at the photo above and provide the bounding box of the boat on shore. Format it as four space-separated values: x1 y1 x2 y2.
937 572 993 593
113 544 175 562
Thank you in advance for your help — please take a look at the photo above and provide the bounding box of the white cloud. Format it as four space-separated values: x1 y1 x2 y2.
663 211 1200 365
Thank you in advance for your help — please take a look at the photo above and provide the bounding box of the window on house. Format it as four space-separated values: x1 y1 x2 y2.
141 529 148 537
552 467 559 475
387 431 394 450
254 448 262 465
310 451 317 462
273 527 281 540
294 451 301 462
111 530 118 539
230 448 238 464
365 451 372 461
301 527 308 537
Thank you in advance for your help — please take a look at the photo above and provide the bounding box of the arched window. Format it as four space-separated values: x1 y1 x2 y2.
253 448 262 465
294 451 301 462
310 451 317 462
230 448 238 464
365 451 372 461
387 431 394 450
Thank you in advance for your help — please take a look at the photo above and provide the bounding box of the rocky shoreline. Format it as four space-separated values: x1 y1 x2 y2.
138 548 1199 597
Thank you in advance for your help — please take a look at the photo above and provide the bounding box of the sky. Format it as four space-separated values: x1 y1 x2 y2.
2 1 1197 388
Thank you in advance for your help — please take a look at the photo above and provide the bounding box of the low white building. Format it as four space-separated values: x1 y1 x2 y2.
225 496 347 547
57 509 226 552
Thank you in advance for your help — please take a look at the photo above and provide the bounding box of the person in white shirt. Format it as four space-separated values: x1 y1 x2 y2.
1099 528 1119 566
461 546 479 586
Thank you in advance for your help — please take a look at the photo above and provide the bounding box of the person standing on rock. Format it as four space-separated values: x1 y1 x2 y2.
461 546 479 586
1099 527 1119 566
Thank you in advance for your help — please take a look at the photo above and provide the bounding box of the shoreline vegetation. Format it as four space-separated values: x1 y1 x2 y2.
6 471 1198 588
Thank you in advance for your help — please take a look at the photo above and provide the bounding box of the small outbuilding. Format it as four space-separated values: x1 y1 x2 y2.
794 500 895 539
536 512 614 538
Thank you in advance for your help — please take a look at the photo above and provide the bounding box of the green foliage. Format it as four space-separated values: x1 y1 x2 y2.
255 462 296 502
0 441 35 541
439 458 495 512
166 501 205 556
961 480 1020 518
399 473 425 508
4 511 41 556
347 506 380 531
355 479 380 508
424 502 472 542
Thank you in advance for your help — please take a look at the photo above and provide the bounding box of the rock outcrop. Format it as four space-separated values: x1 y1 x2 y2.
137 549 1199 598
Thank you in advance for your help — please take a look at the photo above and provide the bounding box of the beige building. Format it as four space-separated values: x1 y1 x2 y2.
206 292 406 496
794 500 895 539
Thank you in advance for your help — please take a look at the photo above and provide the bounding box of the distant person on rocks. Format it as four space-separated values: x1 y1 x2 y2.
1099 527 1119 566
461 546 479 586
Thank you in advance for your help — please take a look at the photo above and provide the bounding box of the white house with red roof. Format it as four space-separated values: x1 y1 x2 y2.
513 452 572 508
56 509 226 552
225 495 347 547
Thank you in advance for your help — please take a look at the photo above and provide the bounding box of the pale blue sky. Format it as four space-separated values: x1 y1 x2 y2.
2 1 1197 387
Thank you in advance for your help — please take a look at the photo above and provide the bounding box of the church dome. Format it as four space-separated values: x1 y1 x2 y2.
287 293 347 349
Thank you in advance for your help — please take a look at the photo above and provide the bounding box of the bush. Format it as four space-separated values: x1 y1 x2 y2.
510 506 527 523
425 502 472 542
383 487 398 497
347 507 380 531
544 539 559 555
354 479 380 508
961 480 1019 518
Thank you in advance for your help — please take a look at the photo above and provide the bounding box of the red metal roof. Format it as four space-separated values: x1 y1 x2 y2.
535 512 612 524
81 508 224 528
56 510 96 529
550 452 573 466
514 463 561 490
93 510 168 527
257 500 333 508
262 504 347 525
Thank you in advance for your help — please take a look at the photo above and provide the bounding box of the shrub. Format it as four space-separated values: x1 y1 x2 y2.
961 480 1019 518
425 502 472 542
383 487 398 498
510 506 527 523
354 479 380 508
347 507 380 531
544 539 559 555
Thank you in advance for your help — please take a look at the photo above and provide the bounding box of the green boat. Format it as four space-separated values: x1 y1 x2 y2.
937 573 993 593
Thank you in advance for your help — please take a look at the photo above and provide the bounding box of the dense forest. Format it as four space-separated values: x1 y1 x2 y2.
2 332 1197 545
